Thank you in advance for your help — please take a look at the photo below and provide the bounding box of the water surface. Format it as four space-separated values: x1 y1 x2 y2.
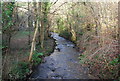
30 32 93 79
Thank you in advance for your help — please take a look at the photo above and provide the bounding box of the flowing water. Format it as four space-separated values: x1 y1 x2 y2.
30 32 94 80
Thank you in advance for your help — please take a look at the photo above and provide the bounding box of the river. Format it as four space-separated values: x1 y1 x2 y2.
29 32 94 80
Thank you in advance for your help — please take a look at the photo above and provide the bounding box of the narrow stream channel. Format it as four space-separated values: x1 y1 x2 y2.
30 32 92 79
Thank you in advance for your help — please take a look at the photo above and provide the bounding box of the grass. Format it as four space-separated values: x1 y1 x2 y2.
14 31 34 39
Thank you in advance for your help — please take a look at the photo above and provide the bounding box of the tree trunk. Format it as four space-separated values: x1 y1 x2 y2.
28 19 38 62
28 2 31 45
39 3 44 48
28 2 38 62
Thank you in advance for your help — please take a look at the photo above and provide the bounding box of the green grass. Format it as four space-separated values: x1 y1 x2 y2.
14 31 34 38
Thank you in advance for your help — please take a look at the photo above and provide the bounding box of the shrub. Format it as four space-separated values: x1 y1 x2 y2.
32 52 43 66
109 58 120 66
59 30 72 40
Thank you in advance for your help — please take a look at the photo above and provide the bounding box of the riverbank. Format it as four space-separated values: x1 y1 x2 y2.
2 31 55 81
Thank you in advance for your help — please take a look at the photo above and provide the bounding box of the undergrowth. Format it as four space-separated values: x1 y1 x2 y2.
9 52 44 80
78 31 119 79
9 62 30 80
59 30 72 40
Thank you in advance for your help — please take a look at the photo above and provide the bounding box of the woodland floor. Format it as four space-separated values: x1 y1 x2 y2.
2 31 55 79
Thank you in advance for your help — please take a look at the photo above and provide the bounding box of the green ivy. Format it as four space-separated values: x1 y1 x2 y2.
2 2 15 31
